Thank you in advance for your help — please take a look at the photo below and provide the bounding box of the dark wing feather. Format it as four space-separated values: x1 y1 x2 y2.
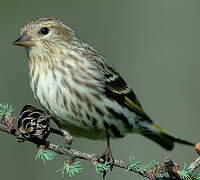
104 75 152 122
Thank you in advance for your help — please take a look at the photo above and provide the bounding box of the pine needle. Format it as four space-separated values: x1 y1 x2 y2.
94 162 111 174
35 148 56 163
57 161 83 177
128 156 159 174
0 104 14 119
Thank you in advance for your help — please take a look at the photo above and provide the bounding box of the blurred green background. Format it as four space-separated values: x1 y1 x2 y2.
0 0 199 179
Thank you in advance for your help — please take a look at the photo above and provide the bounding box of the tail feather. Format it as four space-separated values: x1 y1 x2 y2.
139 123 194 150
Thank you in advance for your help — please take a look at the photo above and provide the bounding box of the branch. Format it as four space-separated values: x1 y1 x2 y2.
0 104 199 179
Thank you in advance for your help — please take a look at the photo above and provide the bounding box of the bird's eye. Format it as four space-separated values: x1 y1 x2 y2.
40 27 49 35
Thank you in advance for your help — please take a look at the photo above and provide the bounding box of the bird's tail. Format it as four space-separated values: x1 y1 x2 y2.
138 123 194 150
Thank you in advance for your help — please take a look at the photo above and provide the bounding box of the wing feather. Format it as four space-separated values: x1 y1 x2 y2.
105 75 152 122
82 43 152 122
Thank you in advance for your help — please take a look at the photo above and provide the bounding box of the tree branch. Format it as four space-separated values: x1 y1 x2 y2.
0 104 199 180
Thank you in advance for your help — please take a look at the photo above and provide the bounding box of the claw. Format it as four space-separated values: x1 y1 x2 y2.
62 130 73 149
98 135 115 176
50 128 73 149
100 146 114 170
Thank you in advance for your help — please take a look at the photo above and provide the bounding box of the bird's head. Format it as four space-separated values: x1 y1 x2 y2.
13 18 75 51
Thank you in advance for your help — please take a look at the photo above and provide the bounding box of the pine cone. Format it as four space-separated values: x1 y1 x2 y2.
18 105 50 140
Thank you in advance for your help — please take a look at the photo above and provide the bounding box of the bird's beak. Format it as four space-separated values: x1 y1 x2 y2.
12 34 34 48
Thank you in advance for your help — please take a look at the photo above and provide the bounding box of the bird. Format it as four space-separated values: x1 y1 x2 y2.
13 17 194 161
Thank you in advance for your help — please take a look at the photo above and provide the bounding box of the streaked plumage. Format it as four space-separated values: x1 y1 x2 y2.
13 18 194 151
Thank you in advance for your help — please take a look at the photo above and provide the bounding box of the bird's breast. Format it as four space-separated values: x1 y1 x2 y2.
29 55 138 139
29 60 108 136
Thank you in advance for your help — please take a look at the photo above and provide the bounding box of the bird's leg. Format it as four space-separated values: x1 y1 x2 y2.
50 128 73 149
100 134 114 169
62 130 73 149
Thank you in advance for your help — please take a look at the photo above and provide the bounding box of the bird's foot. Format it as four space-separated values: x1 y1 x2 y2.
50 128 73 149
99 146 114 170
95 147 114 178
62 130 73 149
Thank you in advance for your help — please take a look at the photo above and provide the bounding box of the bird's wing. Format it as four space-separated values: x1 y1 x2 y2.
104 73 152 122
84 47 152 123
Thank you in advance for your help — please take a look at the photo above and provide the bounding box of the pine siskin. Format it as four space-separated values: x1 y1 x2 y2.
13 18 194 159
